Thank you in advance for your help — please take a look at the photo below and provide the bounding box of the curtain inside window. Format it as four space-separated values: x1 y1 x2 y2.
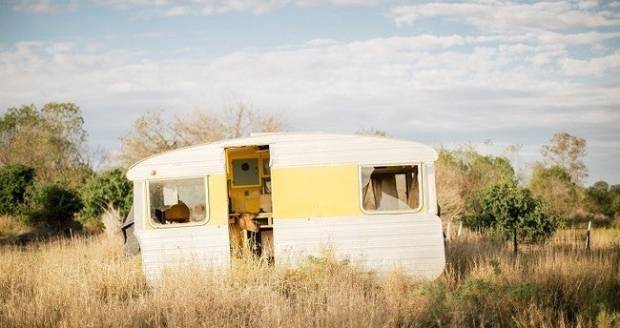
362 165 420 211
406 166 419 209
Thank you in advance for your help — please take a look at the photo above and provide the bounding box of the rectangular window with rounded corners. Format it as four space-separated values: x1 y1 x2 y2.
361 165 422 213
148 177 207 226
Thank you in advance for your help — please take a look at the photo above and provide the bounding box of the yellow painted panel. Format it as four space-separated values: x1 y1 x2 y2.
229 187 262 213
208 174 229 226
271 165 362 219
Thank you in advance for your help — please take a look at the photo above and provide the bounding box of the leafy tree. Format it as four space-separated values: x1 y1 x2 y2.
117 101 284 166
0 105 46 167
0 164 35 215
0 103 91 187
435 146 516 222
467 154 515 194
21 183 83 231
79 168 132 220
528 164 578 218
435 150 468 222
585 181 617 217
612 191 620 219
463 183 557 254
541 132 587 185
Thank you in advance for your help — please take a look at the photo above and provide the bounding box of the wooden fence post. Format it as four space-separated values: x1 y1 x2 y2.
586 221 592 251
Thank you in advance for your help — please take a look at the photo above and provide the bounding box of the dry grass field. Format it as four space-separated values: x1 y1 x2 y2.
0 228 619 328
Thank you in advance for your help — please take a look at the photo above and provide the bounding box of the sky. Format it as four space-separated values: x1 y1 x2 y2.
0 0 619 184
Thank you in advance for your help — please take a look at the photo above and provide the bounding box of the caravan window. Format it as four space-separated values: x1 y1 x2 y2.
361 165 421 212
148 178 207 225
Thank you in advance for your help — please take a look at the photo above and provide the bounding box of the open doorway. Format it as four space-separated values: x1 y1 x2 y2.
225 145 274 261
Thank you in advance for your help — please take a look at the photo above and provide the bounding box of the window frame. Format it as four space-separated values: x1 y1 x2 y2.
145 175 210 228
358 163 424 215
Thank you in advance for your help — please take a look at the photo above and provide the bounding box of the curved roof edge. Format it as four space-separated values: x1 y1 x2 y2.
126 132 438 180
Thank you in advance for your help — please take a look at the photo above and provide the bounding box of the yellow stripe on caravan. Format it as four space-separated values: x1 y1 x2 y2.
207 173 229 226
271 165 363 219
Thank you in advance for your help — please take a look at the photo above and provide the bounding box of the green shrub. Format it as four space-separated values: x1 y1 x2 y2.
463 183 558 253
452 278 504 326
0 164 35 215
21 183 83 231
529 164 579 218
412 281 448 325
79 168 132 220
508 282 540 302
586 181 620 218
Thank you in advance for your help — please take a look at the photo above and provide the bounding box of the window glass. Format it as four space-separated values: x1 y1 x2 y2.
149 178 207 225
361 165 421 212
232 159 259 186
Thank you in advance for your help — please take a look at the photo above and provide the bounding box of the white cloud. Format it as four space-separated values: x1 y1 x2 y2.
11 0 77 13
93 0 375 15
389 1 620 32
561 52 620 76
463 31 620 47
295 0 384 7
8 0 387 15
522 31 620 46
44 42 76 54
1 37 618 131
12 0 620 26
305 38 340 47
163 5 190 16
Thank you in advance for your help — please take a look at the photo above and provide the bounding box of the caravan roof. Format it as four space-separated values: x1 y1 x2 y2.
127 132 438 180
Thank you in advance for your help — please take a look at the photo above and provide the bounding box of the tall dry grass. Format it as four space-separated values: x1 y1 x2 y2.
0 229 619 328
0 216 33 243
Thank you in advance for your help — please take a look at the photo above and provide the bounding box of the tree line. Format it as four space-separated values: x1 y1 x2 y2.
434 133 619 251
0 102 282 235
0 102 618 246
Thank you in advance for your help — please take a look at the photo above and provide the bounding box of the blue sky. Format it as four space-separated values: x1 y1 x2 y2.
0 0 619 184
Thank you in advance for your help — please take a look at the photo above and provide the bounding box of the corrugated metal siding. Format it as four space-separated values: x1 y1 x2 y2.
137 225 230 281
273 215 445 279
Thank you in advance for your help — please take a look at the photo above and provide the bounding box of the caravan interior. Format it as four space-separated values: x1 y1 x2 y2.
225 145 274 259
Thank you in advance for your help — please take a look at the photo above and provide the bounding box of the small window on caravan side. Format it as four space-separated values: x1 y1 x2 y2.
148 178 207 226
361 165 421 212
